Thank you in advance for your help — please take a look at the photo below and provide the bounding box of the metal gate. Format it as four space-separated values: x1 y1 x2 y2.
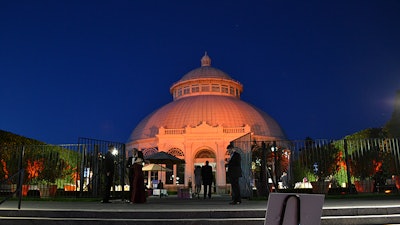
77 138 126 198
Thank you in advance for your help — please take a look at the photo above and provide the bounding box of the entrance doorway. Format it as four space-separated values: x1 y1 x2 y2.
194 149 216 196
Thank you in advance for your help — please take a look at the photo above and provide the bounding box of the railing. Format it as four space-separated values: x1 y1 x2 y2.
0 146 25 209
161 127 248 135
163 128 186 135
1 137 400 201
223 127 247 133
0 139 126 201
0 169 24 209
232 137 400 197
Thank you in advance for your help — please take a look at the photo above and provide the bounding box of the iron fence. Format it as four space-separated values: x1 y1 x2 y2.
1 137 400 199
0 138 126 199
232 137 400 197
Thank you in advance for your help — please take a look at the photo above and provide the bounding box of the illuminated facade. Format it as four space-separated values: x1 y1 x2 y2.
127 53 286 193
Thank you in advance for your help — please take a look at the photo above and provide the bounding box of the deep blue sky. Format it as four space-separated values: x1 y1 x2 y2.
1 1 399 144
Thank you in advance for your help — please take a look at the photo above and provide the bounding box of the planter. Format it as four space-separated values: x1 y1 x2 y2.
1 184 30 196
64 185 76 191
354 180 375 193
38 184 57 198
310 181 331 194
22 185 29 196
0 184 14 194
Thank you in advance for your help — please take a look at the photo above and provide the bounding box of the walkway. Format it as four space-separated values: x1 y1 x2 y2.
0 194 400 224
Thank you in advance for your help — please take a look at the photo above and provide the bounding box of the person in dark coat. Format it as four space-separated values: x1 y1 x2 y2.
201 161 213 199
131 150 146 203
102 145 115 203
126 149 136 202
226 144 242 205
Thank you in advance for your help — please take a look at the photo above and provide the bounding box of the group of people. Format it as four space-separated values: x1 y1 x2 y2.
102 144 243 205
193 144 242 205
102 146 146 204
194 160 213 199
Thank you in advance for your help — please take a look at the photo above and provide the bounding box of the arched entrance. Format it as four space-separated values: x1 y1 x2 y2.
194 149 216 195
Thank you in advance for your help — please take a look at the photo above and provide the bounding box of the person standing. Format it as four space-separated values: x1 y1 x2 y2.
102 145 115 203
194 165 202 198
281 171 288 189
226 144 242 205
131 150 146 203
201 161 213 199
126 149 136 202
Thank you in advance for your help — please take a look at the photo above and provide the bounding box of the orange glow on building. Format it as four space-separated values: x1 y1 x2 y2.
127 53 286 193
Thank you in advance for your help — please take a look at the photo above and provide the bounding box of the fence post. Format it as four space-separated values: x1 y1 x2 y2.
273 141 279 190
93 145 100 197
79 145 86 197
120 144 126 201
17 146 25 209
260 141 268 196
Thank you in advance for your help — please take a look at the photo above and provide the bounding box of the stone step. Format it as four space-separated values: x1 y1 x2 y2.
1 208 400 225
2 195 400 225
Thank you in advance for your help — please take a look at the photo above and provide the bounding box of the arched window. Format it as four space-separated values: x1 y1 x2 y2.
195 149 216 158
167 148 185 185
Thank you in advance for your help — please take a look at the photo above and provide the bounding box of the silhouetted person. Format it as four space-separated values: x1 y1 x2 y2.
281 171 288 189
131 150 146 203
201 161 213 199
126 149 136 202
226 144 242 205
194 165 202 198
102 145 115 203
158 180 163 189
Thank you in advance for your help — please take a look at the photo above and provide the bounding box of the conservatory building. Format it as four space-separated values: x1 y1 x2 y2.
127 53 286 194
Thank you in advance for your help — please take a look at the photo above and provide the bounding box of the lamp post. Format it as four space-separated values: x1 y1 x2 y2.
111 147 118 199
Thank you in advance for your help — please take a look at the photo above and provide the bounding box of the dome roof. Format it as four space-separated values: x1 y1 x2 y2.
129 52 286 143
178 66 232 82
175 52 234 83
129 95 286 141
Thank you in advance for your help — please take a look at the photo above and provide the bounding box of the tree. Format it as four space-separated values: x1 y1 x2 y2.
300 138 341 182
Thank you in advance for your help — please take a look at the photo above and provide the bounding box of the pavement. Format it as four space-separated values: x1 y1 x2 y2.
1 194 400 225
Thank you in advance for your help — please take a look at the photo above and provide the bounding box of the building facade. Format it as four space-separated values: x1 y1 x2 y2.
127 53 286 193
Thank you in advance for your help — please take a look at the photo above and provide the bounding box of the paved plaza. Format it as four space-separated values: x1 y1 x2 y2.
1 194 400 224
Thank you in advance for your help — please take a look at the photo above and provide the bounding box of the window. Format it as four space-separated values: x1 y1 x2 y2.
221 85 228 93
183 86 190 95
201 84 210 92
230 87 235 95
211 84 220 92
192 85 199 93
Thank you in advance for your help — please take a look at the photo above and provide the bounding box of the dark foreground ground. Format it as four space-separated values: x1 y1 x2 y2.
1 194 400 225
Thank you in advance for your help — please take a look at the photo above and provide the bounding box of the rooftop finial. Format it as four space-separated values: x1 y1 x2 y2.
201 51 211 67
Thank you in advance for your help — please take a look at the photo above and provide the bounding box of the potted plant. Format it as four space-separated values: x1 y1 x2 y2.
37 151 64 197
350 145 395 193
62 163 79 192
0 146 22 195
301 139 341 194
24 159 45 196
25 150 64 197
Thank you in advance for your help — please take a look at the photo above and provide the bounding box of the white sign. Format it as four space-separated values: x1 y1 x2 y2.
264 193 324 225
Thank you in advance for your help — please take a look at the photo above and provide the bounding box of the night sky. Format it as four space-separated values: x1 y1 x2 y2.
1 1 399 144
